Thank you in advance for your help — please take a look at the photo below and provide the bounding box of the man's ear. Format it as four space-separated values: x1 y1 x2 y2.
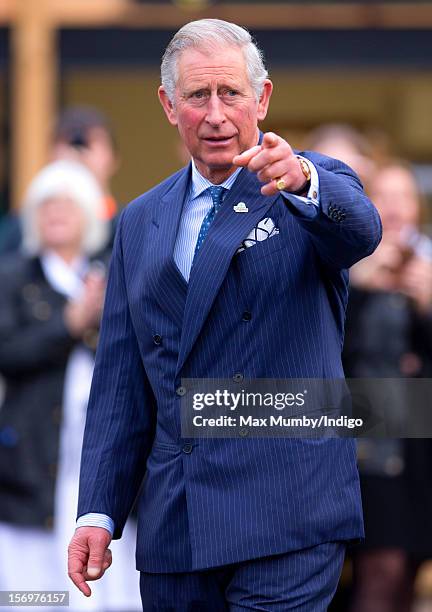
158 86 178 126
257 80 273 122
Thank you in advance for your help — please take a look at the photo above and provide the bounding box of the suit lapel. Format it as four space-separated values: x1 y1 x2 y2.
176 167 279 374
148 165 190 329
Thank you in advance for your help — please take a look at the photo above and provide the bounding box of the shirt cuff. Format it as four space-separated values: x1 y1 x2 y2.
76 513 114 536
281 156 320 207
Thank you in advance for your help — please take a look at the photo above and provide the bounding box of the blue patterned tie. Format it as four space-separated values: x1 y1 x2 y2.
194 186 226 256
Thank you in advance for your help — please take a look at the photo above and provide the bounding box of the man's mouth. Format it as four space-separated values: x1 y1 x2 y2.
202 135 235 146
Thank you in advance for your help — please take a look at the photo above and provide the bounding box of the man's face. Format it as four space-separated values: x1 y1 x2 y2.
159 46 272 182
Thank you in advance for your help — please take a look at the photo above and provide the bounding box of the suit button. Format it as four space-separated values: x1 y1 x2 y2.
32 301 52 321
153 334 162 346
176 386 186 396
233 373 244 382
242 311 252 321
182 443 193 454
22 283 40 302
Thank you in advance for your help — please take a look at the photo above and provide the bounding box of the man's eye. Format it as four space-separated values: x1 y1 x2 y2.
221 89 238 97
191 91 207 99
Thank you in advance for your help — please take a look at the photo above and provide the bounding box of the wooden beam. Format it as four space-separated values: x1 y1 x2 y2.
51 2 432 30
10 0 57 209
2 1 432 29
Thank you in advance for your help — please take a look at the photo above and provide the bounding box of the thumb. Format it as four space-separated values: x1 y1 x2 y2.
87 541 108 578
233 145 261 167
262 132 279 148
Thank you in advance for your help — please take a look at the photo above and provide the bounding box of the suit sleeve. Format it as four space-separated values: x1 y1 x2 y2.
282 152 382 269
77 211 157 539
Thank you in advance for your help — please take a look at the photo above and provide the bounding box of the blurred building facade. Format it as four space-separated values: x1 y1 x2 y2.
0 0 432 211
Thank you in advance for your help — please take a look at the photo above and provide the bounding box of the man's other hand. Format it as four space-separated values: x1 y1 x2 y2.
233 132 307 196
68 526 112 597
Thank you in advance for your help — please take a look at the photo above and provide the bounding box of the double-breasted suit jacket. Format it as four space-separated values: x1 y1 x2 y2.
78 150 382 572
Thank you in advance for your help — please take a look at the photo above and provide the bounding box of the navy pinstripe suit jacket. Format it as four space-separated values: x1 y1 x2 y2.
77 151 382 572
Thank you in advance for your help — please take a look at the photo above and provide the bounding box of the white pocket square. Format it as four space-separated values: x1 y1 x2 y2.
237 217 280 254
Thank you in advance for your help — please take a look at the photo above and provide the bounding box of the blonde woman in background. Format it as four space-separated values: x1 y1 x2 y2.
0 160 141 611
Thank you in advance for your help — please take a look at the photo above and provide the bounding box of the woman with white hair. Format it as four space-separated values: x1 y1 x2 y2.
0 160 141 610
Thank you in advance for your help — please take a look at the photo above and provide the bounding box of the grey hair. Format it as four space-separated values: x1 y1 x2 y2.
20 160 109 256
161 19 268 102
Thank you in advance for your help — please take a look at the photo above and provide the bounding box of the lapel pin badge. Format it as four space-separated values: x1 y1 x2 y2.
233 202 249 213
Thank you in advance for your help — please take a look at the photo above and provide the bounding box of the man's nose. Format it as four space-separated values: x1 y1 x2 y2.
205 93 226 127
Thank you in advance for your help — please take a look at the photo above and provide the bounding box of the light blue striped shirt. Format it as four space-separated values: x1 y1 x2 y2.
173 161 242 281
76 156 320 536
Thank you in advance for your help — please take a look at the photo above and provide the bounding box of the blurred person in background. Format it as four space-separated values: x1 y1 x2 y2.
51 106 120 226
0 160 141 610
309 124 379 612
311 125 432 611
0 106 120 255
343 161 432 612
304 123 376 189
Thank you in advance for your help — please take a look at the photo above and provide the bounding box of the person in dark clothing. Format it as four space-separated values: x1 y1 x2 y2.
343 161 432 612
0 159 141 609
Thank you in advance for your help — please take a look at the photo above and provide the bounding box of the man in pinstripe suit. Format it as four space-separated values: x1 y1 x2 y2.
69 19 381 611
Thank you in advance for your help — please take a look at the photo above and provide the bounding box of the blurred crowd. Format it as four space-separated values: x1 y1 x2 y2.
0 108 141 611
308 126 432 612
0 109 432 611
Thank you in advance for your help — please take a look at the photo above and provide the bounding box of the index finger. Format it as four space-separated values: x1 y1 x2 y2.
233 145 262 167
261 132 279 149
68 564 92 598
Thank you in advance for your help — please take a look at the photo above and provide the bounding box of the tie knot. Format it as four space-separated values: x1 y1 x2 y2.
208 185 226 212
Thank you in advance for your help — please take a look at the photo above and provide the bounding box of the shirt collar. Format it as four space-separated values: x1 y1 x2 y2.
190 159 242 200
